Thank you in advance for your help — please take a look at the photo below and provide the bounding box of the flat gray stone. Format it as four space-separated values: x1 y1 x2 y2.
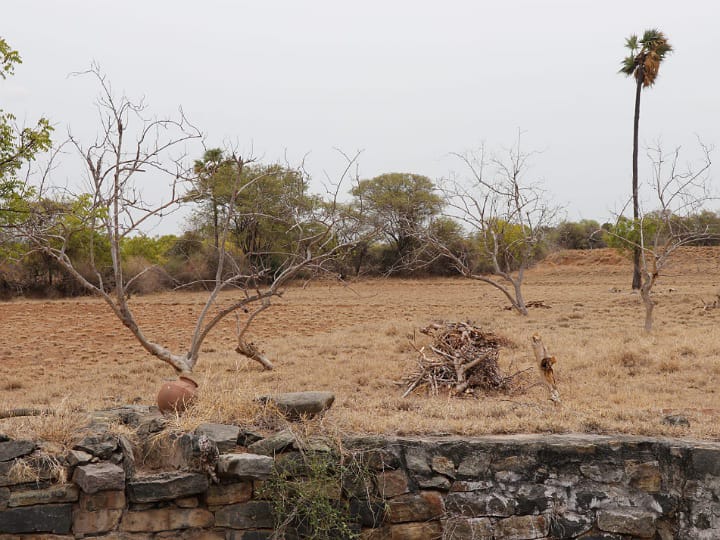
215 501 274 529
417 475 451 490
579 463 624 483
247 429 296 456
690 447 720 478
127 471 209 503
0 440 36 462
404 445 432 475
73 462 126 494
8 484 79 507
0 503 72 533
237 429 264 447
74 432 118 460
258 391 335 419
292 436 333 453
217 453 274 480
65 449 93 467
136 414 168 438
195 423 241 453
456 452 491 478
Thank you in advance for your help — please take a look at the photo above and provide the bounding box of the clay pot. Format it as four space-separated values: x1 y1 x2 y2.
157 374 198 414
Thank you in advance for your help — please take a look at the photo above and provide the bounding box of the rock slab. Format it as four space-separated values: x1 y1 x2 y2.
217 453 274 480
74 432 118 460
215 501 274 529
127 471 209 503
0 503 72 534
258 391 335 419
120 507 214 532
8 484 79 507
247 430 296 456
195 423 241 454
0 440 36 462
73 462 126 494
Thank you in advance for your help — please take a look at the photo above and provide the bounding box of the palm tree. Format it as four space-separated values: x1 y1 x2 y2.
192 148 230 249
620 29 672 289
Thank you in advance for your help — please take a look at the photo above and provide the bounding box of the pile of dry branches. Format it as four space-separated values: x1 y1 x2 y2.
403 321 529 397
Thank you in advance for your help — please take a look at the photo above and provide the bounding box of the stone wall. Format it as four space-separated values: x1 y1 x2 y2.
0 406 719 539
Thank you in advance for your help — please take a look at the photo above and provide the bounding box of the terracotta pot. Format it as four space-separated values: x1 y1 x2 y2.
157 374 198 414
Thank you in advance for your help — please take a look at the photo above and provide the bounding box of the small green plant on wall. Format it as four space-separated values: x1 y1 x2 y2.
260 443 384 540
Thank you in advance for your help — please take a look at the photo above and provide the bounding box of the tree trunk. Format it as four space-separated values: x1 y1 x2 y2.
641 285 654 332
512 275 529 316
353 242 368 276
212 199 219 250
640 267 656 332
631 73 643 290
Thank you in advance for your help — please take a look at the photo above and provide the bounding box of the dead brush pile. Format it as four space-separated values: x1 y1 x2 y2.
402 321 530 398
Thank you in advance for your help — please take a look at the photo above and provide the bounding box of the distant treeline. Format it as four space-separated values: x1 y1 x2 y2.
3 206 720 299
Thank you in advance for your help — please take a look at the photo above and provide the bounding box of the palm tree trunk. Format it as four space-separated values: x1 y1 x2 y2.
631 74 643 290
212 199 219 250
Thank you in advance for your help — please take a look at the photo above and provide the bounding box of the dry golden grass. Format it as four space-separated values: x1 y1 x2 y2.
2 247 720 443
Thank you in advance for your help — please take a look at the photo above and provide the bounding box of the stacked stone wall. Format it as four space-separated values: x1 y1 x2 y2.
0 407 719 539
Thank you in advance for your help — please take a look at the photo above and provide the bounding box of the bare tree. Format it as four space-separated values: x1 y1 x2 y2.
431 134 558 315
20 66 365 379
607 140 714 331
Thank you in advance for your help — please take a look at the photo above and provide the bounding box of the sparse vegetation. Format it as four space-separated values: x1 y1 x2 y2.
2 248 720 443
259 443 371 540
1 31 719 458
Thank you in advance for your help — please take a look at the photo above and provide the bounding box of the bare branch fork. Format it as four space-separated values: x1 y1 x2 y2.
606 139 715 331
19 66 370 378
424 131 558 315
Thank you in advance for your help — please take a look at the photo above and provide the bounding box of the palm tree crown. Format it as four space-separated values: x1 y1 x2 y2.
620 29 672 87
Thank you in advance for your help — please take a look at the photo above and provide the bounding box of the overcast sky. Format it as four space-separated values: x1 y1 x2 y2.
3 0 718 233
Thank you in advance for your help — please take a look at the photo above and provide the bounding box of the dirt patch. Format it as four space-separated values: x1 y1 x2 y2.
544 248 628 266
1 248 720 440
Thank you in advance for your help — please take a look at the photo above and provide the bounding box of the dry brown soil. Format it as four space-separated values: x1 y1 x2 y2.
2 248 720 441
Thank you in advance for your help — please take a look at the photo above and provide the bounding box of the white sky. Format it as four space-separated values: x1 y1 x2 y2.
2 0 718 233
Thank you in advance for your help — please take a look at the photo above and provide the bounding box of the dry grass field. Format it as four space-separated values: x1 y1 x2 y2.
2 247 720 444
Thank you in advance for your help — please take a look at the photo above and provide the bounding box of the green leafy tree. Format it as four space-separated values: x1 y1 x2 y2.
229 163 319 271
0 37 53 224
191 149 233 249
121 234 177 265
422 216 469 276
620 29 672 289
19 194 111 292
551 220 606 250
351 172 442 271
188 154 320 273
